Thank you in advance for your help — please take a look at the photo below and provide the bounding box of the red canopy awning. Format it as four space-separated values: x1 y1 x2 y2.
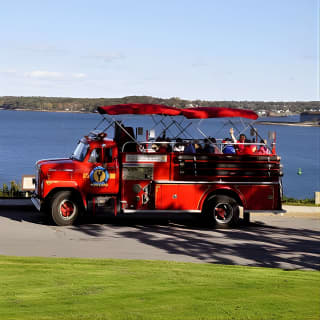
98 104 182 116
98 104 258 120
181 107 258 120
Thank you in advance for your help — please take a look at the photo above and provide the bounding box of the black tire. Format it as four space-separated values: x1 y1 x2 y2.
204 195 240 228
243 211 250 225
51 191 83 226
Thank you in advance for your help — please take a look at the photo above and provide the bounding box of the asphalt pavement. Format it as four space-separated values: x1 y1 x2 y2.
0 198 319 271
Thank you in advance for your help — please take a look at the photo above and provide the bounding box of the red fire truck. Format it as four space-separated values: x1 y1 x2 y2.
31 103 283 226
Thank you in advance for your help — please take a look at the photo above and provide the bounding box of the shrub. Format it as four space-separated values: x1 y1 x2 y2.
0 181 22 197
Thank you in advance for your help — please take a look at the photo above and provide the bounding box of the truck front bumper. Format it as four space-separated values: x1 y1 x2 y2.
31 195 41 211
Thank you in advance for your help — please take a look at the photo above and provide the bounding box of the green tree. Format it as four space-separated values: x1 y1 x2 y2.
2 183 9 196
10 181 20 197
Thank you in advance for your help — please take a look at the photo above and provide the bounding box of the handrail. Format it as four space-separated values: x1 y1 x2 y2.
121 139 274 153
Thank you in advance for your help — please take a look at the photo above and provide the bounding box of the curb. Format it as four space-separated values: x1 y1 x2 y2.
282 205 320 214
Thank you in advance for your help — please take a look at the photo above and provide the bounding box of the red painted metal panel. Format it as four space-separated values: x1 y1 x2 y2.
98 103 258 120
155 183 207 210
182 107 258 120
98 104 181 116
237 185 276 210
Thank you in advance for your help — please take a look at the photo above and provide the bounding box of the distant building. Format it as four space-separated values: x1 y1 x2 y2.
0 103 14 110
300 112 320 122
257 110 267 116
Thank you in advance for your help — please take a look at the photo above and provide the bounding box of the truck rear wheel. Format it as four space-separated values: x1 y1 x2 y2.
205 195 239 228
51 191 82 226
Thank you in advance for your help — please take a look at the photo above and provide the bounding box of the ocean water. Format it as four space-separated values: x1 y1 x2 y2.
0 110 319 199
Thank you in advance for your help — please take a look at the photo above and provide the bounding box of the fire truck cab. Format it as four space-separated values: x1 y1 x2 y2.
32 104 283 227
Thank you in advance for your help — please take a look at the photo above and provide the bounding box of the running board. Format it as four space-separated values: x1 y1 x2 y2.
123 209 201 214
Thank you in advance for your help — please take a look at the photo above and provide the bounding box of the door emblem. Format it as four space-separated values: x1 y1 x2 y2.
90 166 109 186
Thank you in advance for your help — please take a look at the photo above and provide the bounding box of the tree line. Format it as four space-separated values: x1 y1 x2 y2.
0 95 319 113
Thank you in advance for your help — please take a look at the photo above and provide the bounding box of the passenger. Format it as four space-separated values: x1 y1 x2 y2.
243 139 257 154
203 137 222 154
230 127 246 153
203 139 214 153
222 138 236 154
165 137 172 152
137 143 148 153
256 139 271 155
194 140 203 153
158 143 167 153
151 143 159 152
212 138 223 154
152 137 166 152
184 141 196 154
173 138 185 152
230 128 259 154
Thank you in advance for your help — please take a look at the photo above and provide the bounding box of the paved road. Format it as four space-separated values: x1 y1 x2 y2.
0 200 319 270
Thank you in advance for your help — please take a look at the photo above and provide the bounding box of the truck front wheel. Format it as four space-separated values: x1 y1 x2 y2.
205 195 239 228
51 191 82 226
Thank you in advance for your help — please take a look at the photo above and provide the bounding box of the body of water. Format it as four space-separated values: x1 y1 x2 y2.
0 110 319 199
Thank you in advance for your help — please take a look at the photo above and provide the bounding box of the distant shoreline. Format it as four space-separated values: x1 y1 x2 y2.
1 108 319 127
256 121 320 127
0 108 92 114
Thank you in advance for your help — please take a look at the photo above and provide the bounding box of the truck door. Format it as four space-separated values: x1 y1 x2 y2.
87 146 119 195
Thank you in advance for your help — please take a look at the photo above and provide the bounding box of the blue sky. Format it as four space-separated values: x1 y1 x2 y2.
0 0 318 101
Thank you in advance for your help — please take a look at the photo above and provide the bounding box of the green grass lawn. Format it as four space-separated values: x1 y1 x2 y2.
0 256 319 320
282 196 320 206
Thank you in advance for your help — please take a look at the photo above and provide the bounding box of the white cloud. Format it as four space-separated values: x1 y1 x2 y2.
191 62 209 68
2 69 18 74
23 70 87 80
72 73 86 79
0 70 19 80
21 44 68 56
85 52 125 63
24 70 63 79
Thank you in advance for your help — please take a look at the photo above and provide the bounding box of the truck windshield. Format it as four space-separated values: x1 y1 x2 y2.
71 141 89 161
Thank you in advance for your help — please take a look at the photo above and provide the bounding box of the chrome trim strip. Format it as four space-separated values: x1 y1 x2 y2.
125 154 167 163
123 209 201 214
37 158 70 162
153 180 278 185
122 163 154 168
48 169 74 172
